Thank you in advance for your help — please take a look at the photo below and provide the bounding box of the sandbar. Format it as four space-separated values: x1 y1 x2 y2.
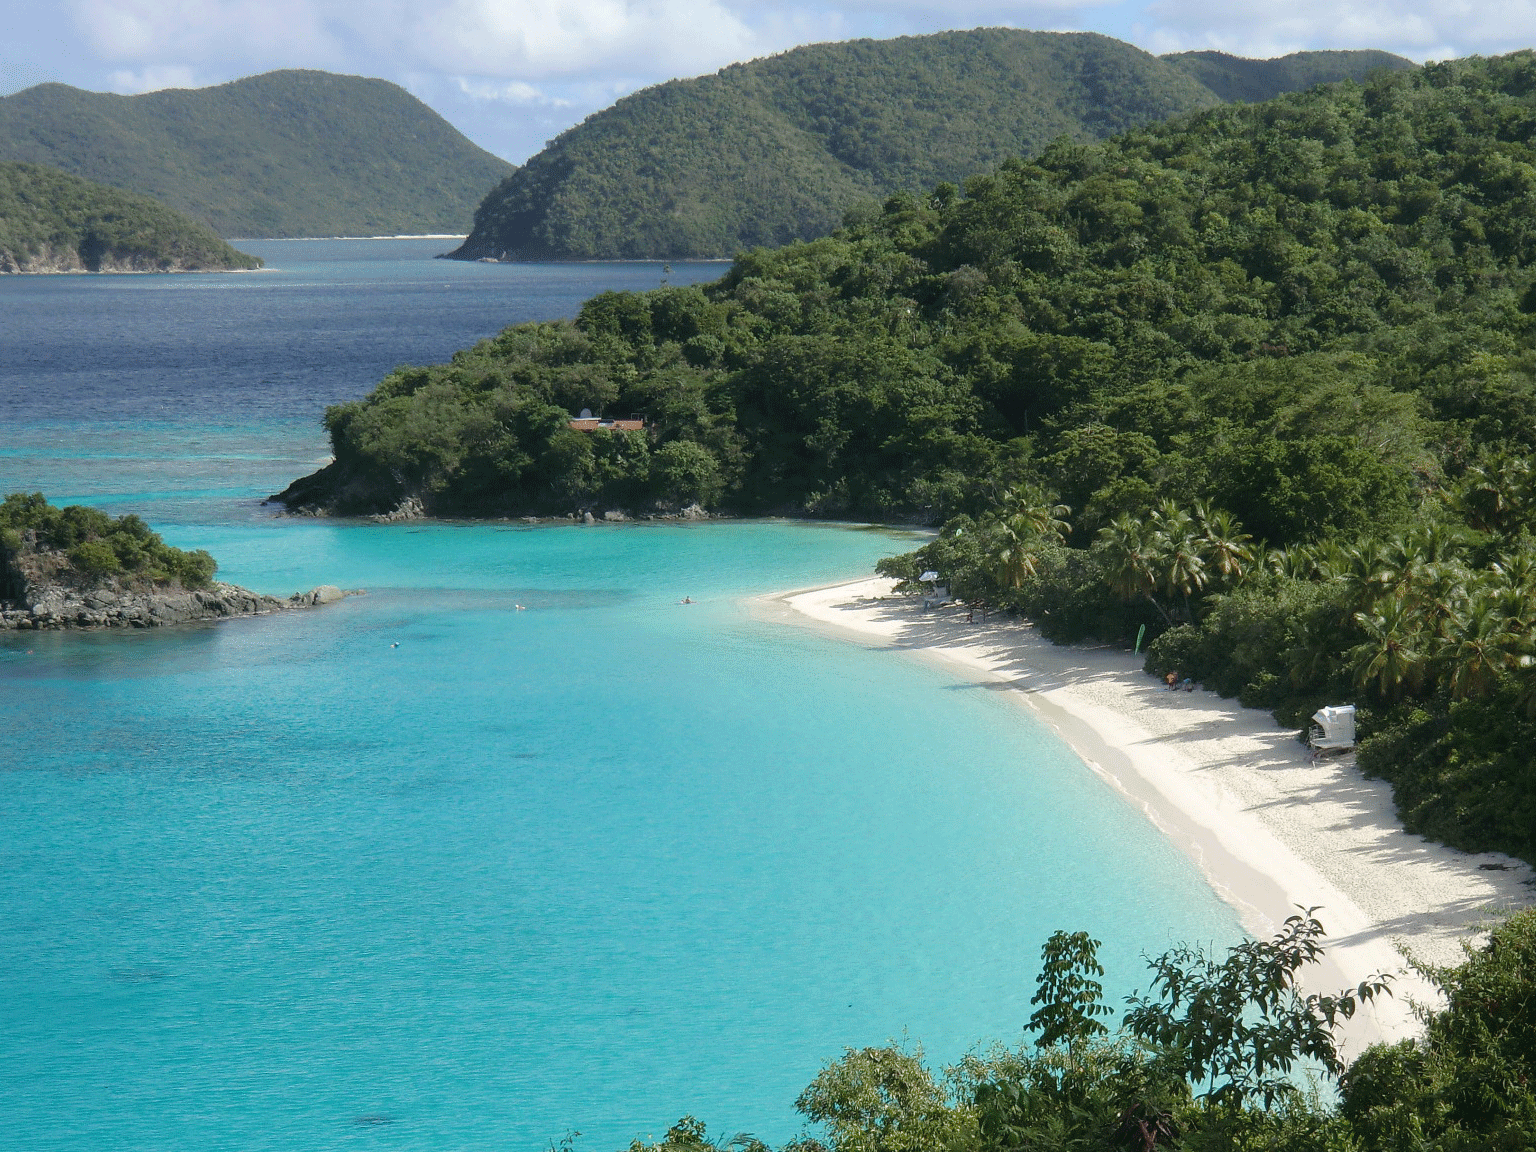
765 576 1534 1051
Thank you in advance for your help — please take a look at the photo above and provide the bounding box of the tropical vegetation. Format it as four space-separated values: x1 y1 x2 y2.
449 31 1407 261
280 52 1536 863
0 162 260 272
620 909 1536 1152
0 71 514 238
0 492 217 590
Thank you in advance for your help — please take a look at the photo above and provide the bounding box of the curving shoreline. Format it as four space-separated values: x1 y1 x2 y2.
765 576 1535 1052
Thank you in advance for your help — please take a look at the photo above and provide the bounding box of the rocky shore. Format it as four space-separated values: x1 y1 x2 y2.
0 243 256 275
1 579 357 631
267 473 716 524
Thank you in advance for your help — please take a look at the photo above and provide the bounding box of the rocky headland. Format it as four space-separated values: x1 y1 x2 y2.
2 577 356 631
0 495 359 630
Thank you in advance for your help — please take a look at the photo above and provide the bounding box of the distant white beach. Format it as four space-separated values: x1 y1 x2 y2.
771 576 1536 1052
226 234 469 242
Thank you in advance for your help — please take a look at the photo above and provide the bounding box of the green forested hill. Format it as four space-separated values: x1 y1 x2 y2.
0 162 260 273
286 53 1536 865
1163 48 1415 101
0 70 514 238
449 29 1227 261
447 31 1414 262
288 52 1536 527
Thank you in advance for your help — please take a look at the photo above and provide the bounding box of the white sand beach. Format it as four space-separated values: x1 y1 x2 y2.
767 577 1535 1051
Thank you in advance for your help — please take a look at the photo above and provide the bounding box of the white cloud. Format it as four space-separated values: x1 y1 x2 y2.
454 77 572 106
1142 0 1536 60
71 0 335 67
65 0 767 81
105 64 199 92
401 0 758 78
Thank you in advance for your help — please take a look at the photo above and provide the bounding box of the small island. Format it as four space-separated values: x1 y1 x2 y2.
0 162 261 274
1 493 350 629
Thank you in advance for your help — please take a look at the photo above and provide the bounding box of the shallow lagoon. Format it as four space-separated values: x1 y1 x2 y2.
0 243 1243 1150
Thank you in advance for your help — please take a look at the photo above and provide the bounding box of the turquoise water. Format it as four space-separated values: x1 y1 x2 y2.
0 242 1244 1150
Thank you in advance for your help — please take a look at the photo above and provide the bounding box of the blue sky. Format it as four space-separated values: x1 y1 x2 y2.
2 0 1534 164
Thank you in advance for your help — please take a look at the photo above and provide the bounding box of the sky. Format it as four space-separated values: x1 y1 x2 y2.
2 0 1535 165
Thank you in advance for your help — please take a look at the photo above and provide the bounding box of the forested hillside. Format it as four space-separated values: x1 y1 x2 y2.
281 52 1536 865
0 162 260 272
447 31 1410 261
1162 48 1414 102
0 71 514 238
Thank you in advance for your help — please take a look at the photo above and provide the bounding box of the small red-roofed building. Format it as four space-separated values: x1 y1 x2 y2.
568 408 646 432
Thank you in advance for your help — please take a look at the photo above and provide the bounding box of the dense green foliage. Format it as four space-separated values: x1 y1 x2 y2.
0 71 513 238
1341 909 1536 1149
1161 50 1414 103
451 29 1229 261
627 911 1536 1152
450 32 1416 262
288 52 1536 861
0 492 217 590
0 162 260 272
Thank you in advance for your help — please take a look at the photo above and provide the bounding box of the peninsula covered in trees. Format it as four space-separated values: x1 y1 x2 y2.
0 162 261 273
447 31 1411 261
0 71 514 238
278 53 1536 868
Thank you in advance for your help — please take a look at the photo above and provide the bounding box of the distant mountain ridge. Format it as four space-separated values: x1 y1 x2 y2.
0 162 260 273
1161 49 1416 103
0 70 515 238
448 31 1415 262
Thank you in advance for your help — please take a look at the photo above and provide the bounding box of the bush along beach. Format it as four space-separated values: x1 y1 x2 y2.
279 52 1536 866
622 909 1536 1152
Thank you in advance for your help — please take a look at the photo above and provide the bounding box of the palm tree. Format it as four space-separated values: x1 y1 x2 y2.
1435 590 1522 700
987 489 1072 590
1318 540 1391 617
1149 501 1207 618
1266 545 1313 581
1348 600 1428 702
1095 514 1169 622
1448 456 1535 535
1194 502 1255 584
1001 487 1072 543
989 515 1042 590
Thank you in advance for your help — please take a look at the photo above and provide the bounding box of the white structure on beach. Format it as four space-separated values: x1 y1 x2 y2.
1310 705 1356 753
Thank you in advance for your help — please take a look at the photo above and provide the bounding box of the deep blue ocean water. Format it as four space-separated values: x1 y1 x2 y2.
0 240 1244 1151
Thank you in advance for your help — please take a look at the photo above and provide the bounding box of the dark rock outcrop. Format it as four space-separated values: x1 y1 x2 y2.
0 539 358 631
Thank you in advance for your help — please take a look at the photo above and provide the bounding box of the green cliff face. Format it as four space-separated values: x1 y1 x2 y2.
0 70 515 239
447 32 1414 262
0 162 261 272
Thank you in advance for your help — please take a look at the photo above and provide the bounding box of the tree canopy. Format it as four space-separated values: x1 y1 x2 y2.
0 162 260 272
0 492 217 590
449 31 1407 262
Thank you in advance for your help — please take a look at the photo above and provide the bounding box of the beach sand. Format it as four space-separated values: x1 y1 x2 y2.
767 577 1534 1051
